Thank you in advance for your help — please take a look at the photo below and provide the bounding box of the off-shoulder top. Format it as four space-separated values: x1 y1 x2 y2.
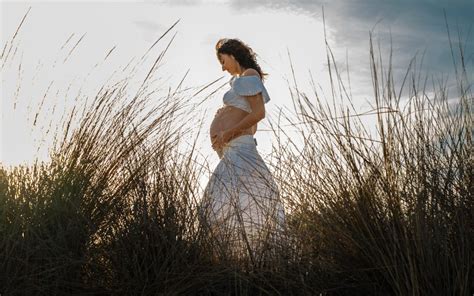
223 75 271 113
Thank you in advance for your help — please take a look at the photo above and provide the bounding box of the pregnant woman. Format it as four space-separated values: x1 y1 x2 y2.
200 38 285 263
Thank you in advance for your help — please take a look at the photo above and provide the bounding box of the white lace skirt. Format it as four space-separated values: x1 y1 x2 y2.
200 135 286 261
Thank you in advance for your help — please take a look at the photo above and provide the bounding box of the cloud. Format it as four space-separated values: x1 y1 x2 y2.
229 0 474 99
133 20 168 32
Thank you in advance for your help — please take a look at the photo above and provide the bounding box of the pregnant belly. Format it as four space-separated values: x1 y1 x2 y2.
210 106 256 139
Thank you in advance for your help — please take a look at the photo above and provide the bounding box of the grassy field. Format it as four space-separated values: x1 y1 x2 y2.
0 15 472 296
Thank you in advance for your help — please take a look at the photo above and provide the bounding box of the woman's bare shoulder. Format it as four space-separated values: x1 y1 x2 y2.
242 68 260 78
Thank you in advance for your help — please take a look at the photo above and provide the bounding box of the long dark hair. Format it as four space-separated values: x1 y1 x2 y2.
215 38 268 81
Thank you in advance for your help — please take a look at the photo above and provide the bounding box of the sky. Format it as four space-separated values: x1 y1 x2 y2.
1 0 473 178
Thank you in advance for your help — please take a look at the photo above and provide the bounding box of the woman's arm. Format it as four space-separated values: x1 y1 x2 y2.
217 70 266 146
222 99 265 146
226 70 266 138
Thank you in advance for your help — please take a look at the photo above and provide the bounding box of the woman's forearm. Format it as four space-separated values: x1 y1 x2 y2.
227 112 262 138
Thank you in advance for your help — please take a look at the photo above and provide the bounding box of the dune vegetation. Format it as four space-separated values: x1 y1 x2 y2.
1 12 472 296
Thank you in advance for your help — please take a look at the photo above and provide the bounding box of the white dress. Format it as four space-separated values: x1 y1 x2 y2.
200 75 286 262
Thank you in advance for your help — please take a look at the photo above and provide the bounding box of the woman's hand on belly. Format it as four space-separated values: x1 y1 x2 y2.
213 129 238 151
211 134 223 151
210 106 254 151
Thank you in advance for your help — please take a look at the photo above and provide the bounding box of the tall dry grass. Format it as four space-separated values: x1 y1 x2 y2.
267 20 472 294
1 10 472 296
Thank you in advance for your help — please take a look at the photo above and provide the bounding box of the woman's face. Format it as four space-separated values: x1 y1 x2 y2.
218 53 239 75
